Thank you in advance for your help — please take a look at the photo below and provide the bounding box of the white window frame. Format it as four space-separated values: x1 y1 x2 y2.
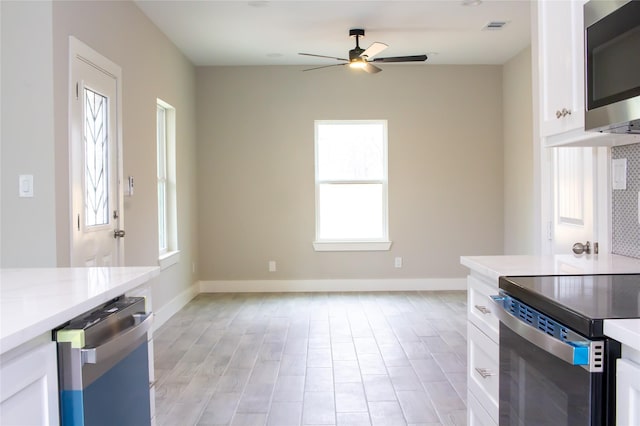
313 120 392 252
157 99 179 269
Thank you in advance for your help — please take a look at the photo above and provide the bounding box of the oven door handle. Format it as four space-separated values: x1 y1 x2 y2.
489 295 591 367
81 312 152 365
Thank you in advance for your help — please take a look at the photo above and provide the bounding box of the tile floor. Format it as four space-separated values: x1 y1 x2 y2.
153 291 468 426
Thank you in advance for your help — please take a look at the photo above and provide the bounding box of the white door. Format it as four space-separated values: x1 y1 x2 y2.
69 38 124 267
552 146 597 254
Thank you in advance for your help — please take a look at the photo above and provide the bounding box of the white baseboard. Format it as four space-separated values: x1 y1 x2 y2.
199 278 466 293
153 281 200 331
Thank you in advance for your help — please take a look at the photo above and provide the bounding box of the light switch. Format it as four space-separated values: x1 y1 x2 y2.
19 175 33 197
612 158 627 190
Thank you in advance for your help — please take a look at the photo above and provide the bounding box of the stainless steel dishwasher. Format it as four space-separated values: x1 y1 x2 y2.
55 296 152 426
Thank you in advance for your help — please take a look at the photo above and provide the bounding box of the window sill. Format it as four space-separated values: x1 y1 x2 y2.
312 241 392 252
158 250 180 270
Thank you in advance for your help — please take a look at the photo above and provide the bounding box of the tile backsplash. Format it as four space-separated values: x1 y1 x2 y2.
612 143 640 259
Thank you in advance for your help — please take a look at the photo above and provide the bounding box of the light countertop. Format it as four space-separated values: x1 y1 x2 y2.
460 254 640 352
460 254 640 282
0 267 159 355
604 319 640 353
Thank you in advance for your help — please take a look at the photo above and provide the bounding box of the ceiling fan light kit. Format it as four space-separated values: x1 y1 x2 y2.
299 28 427 73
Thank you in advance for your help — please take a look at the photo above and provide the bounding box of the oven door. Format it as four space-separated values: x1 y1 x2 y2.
491 294 613 425
499 323 603 425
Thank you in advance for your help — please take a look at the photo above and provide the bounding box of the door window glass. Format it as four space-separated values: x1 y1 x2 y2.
84 87 109 227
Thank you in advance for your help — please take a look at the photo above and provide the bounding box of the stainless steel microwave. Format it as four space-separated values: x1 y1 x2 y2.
584 0 640 134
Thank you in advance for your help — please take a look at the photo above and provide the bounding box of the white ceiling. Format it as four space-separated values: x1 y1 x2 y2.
135 0 531 67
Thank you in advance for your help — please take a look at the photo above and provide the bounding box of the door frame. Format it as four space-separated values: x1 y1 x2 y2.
68 37 124 266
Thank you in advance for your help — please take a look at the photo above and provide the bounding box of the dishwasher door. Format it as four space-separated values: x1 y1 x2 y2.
55 297 152 426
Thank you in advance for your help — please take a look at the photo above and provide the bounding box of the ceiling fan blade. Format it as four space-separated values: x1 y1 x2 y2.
361 42 388 59
371 54 428 63
302 63 348 72
363 62 382 74
299 52 349 62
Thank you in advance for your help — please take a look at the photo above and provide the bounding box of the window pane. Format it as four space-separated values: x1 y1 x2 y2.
157 106 166 180
318 183 383 240
158 182 166 251
317 123 384 181
84 88 109 227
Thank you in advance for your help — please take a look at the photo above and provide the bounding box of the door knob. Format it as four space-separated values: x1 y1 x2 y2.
572 241 590 255
113 229 126 239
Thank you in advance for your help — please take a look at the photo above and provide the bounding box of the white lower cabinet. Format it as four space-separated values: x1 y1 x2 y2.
468 275 499 341
467 273 500 426
617 358 640 425
468 389 498 426
0 340 59 425
468 321 499 423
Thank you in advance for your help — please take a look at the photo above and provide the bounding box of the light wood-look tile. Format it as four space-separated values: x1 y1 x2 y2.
155 291 467 426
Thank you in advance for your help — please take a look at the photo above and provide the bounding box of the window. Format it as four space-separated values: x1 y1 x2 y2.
84 87 110 228
314 120 391 251
157 99 179 268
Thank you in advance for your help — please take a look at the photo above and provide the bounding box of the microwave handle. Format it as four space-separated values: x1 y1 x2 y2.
489 295 600 370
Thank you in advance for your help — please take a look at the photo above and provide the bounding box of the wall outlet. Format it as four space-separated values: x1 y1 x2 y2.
268 260 276 272
394 257 403 268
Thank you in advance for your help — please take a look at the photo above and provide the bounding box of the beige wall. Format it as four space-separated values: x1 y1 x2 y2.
503 47 535 254
196 65 504 281
1 1 57 267
1 1 200 312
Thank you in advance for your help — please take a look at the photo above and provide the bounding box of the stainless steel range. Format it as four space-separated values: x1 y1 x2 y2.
490 274 640 425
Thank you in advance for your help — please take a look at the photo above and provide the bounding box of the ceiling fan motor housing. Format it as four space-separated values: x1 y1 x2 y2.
348 28 366 61
349 48 365 61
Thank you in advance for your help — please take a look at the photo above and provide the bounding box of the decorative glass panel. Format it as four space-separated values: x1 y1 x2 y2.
84 88 109 227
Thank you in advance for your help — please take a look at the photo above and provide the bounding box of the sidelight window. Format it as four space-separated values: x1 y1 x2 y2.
157 99 179 267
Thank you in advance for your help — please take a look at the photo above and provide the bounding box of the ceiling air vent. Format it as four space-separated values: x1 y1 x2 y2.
483 21 508 30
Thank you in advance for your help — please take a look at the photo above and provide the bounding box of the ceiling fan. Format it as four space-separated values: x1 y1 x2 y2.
299 28 428 74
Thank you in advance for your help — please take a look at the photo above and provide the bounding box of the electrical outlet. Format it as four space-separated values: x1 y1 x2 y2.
268 261 276 272
394 257 403 268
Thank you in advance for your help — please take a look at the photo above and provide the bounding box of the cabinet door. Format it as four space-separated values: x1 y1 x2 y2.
538 0 585 138
0 341 59 425
468 322 499 424
617 358 640 425
467 275 499 343
468 390 498 426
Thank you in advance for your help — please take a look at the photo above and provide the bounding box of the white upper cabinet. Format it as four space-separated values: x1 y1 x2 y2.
538 0 584 140
534 0 639 147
